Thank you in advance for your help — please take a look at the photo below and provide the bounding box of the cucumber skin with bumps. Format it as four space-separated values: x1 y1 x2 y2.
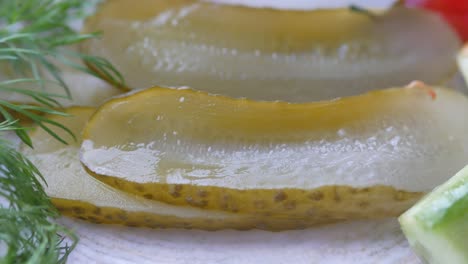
399 165 468 264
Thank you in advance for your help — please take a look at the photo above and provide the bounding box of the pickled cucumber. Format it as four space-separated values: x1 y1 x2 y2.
399 165 468 264
82 0 460 102
23 107 339 230
80 85 468 218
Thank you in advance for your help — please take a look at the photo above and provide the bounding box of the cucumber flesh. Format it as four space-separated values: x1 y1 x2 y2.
399 165 468 264
22 107 339 230
82 1 460 102
81 86 468 217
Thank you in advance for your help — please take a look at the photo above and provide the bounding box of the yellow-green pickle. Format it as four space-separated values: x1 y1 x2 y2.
81 85 468 219
82 0 460 101
23 107 342 230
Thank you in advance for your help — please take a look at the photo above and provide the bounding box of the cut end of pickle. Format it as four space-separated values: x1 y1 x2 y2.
457 44 468 88
80 86 468 216
399 165 468 264
82 1 460 101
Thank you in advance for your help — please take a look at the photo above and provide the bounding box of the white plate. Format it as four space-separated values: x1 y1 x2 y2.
63 218 419 264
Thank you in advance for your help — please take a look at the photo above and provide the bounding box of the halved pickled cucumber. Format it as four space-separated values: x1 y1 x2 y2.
23 107 337 230
80 85 468 218
82 0 460 101
399 165 468 264
205 0 397 10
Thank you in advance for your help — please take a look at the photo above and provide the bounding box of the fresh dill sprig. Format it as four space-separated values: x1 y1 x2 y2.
0 140 77 264
0 0 123 263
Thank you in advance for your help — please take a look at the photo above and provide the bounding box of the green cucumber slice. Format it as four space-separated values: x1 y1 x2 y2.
399 165 468 264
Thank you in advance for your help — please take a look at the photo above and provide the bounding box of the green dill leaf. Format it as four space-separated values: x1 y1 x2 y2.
0 142 77 264
0 120 19 131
